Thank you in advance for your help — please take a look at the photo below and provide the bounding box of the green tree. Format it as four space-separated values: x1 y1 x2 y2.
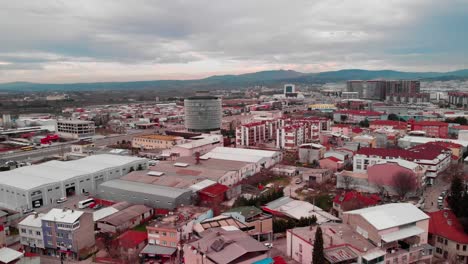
359 119 370 128
449 176 464 216
387 113 399 121
313 227 325 264
446 116 468 125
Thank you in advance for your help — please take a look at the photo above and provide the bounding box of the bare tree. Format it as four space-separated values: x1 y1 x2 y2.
341 176 354 190
393 172 416 199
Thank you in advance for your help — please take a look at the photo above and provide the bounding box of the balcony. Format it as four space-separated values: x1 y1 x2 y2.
385 244 433 263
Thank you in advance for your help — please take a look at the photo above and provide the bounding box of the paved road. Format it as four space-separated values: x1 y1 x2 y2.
422 177 451 212
283 176 306 199
0 129 159 164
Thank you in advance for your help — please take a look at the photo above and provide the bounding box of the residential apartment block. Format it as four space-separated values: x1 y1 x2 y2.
41 208 95 258
353 143 451 184
19 213 45 252
428 210 468 263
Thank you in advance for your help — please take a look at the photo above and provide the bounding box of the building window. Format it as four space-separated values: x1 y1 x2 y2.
457 244 460 250
171 242 176 247
299 243 302 253
445 239 448 245
21 229 26 233
170 233 176 238
36 231 41 236
436 247 442 254
464 245 467 251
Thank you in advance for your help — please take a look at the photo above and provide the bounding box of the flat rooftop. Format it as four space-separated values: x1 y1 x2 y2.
135 134 181 141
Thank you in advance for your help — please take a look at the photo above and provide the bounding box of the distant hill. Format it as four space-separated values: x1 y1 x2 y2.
1 69 467 92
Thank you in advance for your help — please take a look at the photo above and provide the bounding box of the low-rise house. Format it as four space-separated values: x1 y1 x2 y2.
343 203 433 264
97 204 154 234
367 159 427 193
332 191 380 218
146 206 212 248
222 206 273 241
428 210 468 262
19 213 45 253
300 168 333 185
352 134 376 148
262 197 339 224
319 156 344 172
183 227 269 264
287 223 383 264
114 230 147 261
42 208 95 259
298 143 326 164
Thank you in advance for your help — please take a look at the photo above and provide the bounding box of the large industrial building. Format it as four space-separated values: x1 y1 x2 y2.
184 91 222 132
0 155 148 211
97 179 193 210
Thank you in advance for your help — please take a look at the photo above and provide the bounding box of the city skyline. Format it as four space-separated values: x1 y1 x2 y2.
0 0 467 83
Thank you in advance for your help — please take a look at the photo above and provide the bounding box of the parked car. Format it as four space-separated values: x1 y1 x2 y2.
264 243 273 249
56 197 68 204
295 178 303 184
83 191 90 196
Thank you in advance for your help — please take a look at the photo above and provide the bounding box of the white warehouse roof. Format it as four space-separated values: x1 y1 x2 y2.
344 203 429 230
201 147 280 163
0 154 147 191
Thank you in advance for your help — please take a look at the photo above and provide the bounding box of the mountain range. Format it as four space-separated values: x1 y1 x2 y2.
1 69 468 92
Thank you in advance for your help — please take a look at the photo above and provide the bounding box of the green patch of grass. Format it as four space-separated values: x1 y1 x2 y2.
133 224 147 232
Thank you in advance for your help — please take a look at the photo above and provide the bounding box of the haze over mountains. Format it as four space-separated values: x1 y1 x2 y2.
1 69 468 92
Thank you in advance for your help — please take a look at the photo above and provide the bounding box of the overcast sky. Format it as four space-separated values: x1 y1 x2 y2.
0 0 467 83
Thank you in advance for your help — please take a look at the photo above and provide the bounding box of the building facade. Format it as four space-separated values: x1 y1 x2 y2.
184 92 222 132
56 119 95 139
19 213 45 252
41 208 95 258
132 134 184 150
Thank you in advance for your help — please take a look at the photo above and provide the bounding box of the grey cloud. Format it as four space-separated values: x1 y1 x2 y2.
0 0 467 82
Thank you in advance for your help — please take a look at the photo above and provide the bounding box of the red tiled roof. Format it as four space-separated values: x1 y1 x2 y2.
427 141 462 148
199 183 229 197
325 156 341 163
352 127 363 133
242 121 265 128
117 230 147 249
356 143 450 161
333 191 381 206
0 225 3 232
428 210 468 244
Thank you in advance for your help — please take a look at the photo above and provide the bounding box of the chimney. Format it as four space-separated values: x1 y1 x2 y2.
448 219 452 226
443 211 448 218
